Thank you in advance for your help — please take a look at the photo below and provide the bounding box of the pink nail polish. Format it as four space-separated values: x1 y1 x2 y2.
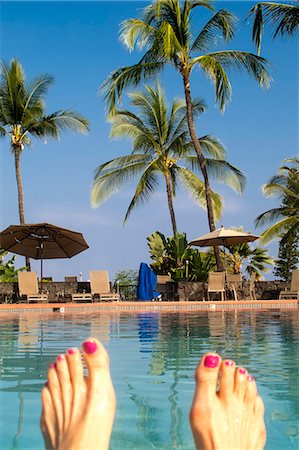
247 375 254 382
224 360 234 366
239 368 246 374
49 363 56 369
204 355 219 368
83 340 97 354
67 348 77 355
57 354 65 361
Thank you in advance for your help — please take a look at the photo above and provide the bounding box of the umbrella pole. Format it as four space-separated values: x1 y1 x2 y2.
40 243 44 291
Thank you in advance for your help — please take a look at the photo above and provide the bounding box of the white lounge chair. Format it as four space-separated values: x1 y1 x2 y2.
90 270 120 301
18 272 48 303
207 272 226 301
279 270 299 299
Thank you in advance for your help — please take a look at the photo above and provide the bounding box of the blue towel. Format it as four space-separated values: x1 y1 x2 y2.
137 262 160 301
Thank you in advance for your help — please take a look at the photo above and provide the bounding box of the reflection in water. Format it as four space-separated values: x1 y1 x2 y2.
0 310 298 449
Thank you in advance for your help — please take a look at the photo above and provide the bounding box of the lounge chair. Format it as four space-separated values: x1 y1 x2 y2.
207 272 226 301
90 270 120 301
279 270 299 299
18 272 48 303
226 273 242 301
156 275 173 301
65 276 77 283
249 273 257 300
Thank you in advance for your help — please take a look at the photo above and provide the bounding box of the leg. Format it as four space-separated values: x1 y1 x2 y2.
189 353 266 450
40 338 116 450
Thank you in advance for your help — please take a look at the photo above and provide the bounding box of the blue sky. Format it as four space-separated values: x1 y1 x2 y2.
1 1 298 281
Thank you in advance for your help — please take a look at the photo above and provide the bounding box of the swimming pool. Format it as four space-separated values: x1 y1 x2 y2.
0 309 298 449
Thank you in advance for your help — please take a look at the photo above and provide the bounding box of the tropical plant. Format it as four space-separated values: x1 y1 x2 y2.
114 269 139 286
147 231 215 281
92 83 245 233
102 0 271 270
255 157 299 245
273 228 299 281
248 2 299 55
0 59 89 268
223 239 274 279
0 251 27 282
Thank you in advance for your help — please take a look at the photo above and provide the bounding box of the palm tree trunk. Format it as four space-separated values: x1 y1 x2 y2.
181 70 223 271
165 172 177 234
14 145 31 270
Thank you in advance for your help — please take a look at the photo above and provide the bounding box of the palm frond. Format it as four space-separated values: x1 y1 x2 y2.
124 160 160 222
205 50 272 91
27 111 89 137
120 18 157 51
101 62 165 113
248 2 299 53
177 166 223 220
91 155 152 207
191 9 236 53
192 55 232 111
259 216 298 244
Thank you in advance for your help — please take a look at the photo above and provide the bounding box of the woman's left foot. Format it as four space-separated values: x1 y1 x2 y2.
40 338 116 450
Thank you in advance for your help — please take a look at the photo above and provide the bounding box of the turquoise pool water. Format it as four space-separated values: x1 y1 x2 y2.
0 309 298 450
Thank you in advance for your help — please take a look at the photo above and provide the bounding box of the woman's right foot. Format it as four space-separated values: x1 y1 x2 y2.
40 338 116 450
189 353 266 450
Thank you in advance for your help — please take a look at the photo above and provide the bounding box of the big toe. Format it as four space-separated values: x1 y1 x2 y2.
193 352 222 403
82 338 111 386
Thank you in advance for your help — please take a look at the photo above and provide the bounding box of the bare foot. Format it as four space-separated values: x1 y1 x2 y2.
189 353 266 450
40 338 116 450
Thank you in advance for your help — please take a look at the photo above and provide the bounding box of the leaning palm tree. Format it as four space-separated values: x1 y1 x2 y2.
92 83 245 234
0 59 89 268
255 157 299 244
102 0 271 270
248 2 299 55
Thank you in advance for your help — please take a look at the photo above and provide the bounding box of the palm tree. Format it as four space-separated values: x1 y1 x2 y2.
102 0 271 270
255 157 299 245
224 242 274 279
248 2 299 55
0 59 89 268
92 83 245 234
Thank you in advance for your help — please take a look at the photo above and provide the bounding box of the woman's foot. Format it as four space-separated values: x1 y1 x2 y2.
189 353 266 450
40 338 116 450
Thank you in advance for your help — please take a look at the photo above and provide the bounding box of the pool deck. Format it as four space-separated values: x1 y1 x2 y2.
0 299 298 314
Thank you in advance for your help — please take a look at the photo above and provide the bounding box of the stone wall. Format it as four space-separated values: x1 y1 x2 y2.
177 280 289 302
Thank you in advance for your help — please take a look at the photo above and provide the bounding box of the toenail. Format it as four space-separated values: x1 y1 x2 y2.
67 348 77 355
49 363 56 369
57 354 65 361
239 368 246 374
204 355 219 368
247 375 254 382
224 360 234 366
83 340 97 354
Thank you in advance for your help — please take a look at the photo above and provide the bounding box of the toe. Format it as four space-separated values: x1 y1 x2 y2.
193 352 222 402
82 338 111 386
66 347 85 387
218 359 236 401
244 375 257 405
56 354 72 428
41 384 57 449
234 366 248 399
47 364 64 431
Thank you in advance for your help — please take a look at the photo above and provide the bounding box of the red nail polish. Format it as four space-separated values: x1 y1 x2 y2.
83 340 97 354
247 375 254 382
57 354 65 361
224 360 234 366
239 368 246 374
204 355 219 368
67 348 77 355
49 363 56 369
